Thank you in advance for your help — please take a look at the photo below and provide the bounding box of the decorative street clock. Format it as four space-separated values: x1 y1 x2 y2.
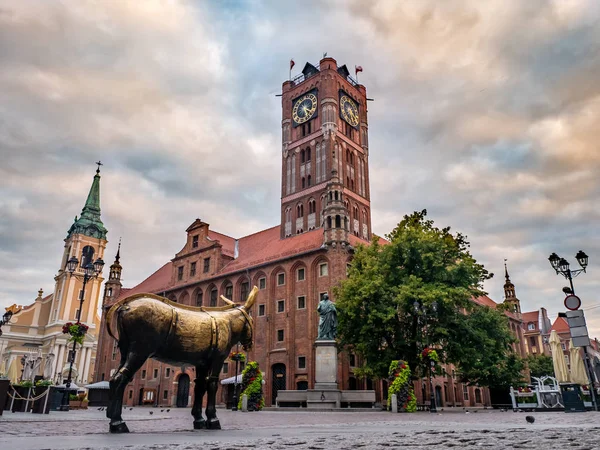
292 90 318 126
339 92 359 128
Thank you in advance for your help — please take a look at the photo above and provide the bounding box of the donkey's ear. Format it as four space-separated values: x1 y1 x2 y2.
243 286 259 310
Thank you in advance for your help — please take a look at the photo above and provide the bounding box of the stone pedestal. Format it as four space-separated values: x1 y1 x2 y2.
307 340 341 409
314 340 337 390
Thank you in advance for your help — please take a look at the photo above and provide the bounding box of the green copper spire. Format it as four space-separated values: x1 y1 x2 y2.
66 163 108 240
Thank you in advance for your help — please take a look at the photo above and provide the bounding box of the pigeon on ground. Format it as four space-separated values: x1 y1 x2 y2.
149 411 154 415
161 409 164 412
465 410 470 414
130 407 133 411
526 416 535 424
97 407 102 410
166 409 170 413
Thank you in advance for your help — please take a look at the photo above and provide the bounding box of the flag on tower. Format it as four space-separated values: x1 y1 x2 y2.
290 59 295 70
355 65 363 75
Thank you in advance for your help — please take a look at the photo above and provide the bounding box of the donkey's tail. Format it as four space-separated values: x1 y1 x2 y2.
105 301 122 341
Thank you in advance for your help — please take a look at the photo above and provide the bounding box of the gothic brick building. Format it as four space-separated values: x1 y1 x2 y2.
95 56 378 407
94 57 529 410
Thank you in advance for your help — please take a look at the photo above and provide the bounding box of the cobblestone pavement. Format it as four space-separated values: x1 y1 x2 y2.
1 407 600 449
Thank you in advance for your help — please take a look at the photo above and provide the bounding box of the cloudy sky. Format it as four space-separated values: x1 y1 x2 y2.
2 0 600 335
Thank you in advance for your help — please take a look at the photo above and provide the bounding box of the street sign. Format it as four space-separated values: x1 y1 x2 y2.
564 294 582 311
563 310 591 347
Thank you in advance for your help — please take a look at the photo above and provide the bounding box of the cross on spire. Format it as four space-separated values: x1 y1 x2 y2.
96 160 103 174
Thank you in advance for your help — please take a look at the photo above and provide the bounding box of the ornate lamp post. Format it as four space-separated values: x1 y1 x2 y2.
0 309 13 337
413 300 438 413
59 255 104 411
547 250 597 412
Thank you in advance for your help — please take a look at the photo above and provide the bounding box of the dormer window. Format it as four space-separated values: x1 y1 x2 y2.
192 235 199 248
527 322 535 331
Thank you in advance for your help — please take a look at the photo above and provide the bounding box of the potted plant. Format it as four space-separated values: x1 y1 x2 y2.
237 361 265 411
387 360 417 413
62 322 89 345
31 380 53 414
0 373 9 416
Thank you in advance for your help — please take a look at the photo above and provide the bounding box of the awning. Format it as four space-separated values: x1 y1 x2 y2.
220 374 243 385
55 382 82 390
85 381 110 390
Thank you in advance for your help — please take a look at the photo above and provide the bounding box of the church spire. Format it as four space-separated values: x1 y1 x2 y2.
67 164 108 240
503 259 521 315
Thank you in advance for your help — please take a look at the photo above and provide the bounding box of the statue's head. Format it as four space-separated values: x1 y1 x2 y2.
322 294 329 301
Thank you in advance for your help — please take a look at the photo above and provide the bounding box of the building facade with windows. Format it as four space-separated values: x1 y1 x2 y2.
0 168 107 386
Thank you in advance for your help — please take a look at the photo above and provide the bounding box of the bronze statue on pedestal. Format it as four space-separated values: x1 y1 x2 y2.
104 286 257 433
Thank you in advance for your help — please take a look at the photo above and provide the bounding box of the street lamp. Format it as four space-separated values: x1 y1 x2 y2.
547 250 597 412
59 255 104 411
231 342 243 411
413 300 438 413
0 309 13 337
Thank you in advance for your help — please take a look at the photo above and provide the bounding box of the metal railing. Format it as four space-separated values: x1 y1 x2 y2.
291 62 359 87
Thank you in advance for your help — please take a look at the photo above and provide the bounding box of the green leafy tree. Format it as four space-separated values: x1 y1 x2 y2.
335 210 522 388
526 354 555 380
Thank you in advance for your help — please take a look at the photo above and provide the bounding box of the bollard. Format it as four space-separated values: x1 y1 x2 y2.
391 394 398 413
242 394 248 412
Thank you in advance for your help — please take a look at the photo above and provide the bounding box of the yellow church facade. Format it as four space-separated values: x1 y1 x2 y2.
0 167 107 386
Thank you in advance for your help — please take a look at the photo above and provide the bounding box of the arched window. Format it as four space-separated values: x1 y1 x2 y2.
327 216 332 229
306 147 311 161
353 206 359 220
297 204 304 218
307 175 311 187
81 246 95 268
224 282 233 299
301 149 305 163
302 177 306 189
210 288 218 307
285 208 291 222
335 215 341 228
195 290 203 307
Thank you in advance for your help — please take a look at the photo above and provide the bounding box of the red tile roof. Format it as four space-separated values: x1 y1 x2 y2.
219 226 324 275
522 311 539 329
208 230 236 257
116 262 172 301
472 295 498 308
551 316 570 333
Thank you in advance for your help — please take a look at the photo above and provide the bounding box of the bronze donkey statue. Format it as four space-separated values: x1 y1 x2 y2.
105 285 257 433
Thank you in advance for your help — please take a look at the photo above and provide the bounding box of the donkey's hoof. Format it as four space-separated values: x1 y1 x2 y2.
207 419 221 430
109 421 130 433
193 419 207 430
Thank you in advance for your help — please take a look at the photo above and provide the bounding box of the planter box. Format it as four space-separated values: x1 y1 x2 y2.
31 386 51 414
11 386 33 412
69 400 89 410
0 379 9 416
517 402 537 409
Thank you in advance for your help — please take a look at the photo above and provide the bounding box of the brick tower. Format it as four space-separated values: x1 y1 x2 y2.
280 57 371 243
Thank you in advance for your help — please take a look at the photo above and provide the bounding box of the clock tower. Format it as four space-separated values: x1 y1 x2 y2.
280 57 371 243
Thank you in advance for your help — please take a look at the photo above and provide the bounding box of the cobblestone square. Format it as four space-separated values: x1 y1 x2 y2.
1 407 600 449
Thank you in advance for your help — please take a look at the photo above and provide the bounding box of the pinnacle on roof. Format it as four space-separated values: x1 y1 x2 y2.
66 164 108 240
115 238 121 264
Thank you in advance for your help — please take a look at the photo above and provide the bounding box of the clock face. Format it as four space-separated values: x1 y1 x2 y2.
292 93 318 125
340 95 359 127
